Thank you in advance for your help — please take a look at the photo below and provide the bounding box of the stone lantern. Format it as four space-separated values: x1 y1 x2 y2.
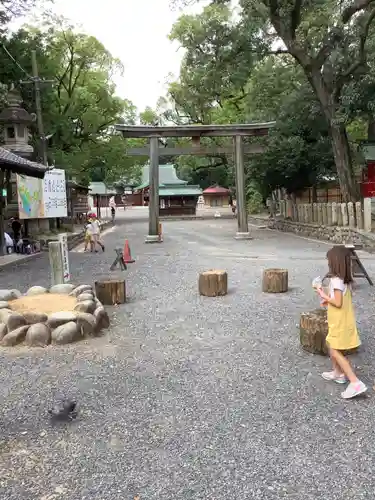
0 87 34 213
0 86 33 158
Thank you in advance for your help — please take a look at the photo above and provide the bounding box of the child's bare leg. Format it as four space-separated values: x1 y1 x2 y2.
329 348 358 384
330 354 342 375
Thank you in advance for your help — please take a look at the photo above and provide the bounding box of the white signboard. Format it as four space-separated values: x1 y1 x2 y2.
17 168 68 219
58 233 70 283
43 169 67 218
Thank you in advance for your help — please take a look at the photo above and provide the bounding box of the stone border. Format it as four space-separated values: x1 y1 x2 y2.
0 283 110 348
248 216 375 252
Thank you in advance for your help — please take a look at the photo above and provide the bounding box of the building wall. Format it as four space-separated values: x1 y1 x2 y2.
203 194 229 207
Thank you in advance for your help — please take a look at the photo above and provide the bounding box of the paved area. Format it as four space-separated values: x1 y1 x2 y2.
1 219 375 499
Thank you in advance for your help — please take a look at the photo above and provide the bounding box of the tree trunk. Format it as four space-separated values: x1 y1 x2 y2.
262 268 288 293
307 71 359 202
0 170 5 256
198 270 228 297
368 116 375 140
94 279 126 305
330 123 360 202
300 309 328 355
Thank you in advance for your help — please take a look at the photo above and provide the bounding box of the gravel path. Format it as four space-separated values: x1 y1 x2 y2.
1 220 375 499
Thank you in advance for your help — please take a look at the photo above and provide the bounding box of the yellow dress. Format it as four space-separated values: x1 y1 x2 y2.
326 284 360 350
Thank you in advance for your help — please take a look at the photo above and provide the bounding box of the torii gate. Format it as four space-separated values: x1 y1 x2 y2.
115 123 275 242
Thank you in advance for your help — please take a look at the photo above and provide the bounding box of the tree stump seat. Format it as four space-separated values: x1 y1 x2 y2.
262 268 288 293
300 308 328 355
198 270 228 297
94 279 126 305
300 308 358 356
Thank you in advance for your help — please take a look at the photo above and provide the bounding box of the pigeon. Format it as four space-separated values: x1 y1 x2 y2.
48 399 78 422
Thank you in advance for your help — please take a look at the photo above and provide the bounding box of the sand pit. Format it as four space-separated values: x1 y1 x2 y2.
0 284 110 348
9 294 78 315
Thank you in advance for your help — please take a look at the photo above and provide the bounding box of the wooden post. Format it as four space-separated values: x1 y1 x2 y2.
262 268 288 293
300 309 328 355
48 241 64 286
234 135 251 239
145 135 160 243
363 197 371 233
95 279 126 305
198 270 228 297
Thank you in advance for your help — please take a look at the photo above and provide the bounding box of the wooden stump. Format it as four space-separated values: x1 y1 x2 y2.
198 270 228 297
300 308 328 355
262 268 288 293
300 308 358 356
94 280 126 305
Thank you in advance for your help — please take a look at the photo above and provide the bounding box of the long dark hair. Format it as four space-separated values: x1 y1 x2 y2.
326 246 352 284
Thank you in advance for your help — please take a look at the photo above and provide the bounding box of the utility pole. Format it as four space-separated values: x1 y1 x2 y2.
20 50 54 165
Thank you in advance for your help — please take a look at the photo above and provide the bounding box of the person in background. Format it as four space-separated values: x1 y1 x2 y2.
4 232 13 253
90 216 105 253
111 206 115 223
84 219 93 252
11 216 22 242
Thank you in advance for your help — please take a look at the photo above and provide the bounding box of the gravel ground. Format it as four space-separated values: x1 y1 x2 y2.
1 219 375 500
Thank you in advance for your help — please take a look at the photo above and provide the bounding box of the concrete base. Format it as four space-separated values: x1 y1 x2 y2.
145 235 161 244
234 231 252 240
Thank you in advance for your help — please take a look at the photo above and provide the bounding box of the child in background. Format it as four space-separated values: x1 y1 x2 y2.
84 219 93 252
316 246 367 399
90 216 105 253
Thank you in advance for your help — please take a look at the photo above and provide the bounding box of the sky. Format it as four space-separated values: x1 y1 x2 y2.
21 0 205 111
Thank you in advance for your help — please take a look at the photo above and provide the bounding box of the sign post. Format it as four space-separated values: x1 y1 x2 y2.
48 241 64 286
58 233 71 283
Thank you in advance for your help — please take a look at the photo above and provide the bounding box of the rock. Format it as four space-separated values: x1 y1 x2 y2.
74 300 95 314
51 322 80 345
0 308 12 323
7 312 26 332
1 325 29 346
77 293 94 302
70 284 92 297
0 301 9 309
23 311 48 325
0 289 20 301
47 311 77 329
76 312 97 336
25 323 51 347
95 298 103 308
94 306 110 330
50 284 75 294
26 286 48 296
0 323 7 340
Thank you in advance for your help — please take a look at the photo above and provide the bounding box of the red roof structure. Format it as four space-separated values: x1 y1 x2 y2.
203 185 230 195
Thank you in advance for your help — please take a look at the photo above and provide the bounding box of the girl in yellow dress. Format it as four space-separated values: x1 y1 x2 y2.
317 246 367 399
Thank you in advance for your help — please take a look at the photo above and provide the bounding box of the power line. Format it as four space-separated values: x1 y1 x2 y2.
0 43 32 79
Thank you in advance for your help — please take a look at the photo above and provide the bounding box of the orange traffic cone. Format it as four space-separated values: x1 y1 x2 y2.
123 240 135 263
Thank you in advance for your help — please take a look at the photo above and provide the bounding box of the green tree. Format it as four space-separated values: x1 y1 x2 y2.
174 0 375 201
0 19 141 185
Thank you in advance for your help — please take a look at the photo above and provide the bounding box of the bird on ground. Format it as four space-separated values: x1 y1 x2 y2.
48 399 78 422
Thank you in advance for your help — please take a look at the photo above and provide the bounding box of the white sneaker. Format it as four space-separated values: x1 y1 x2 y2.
321 371 348 384
341 381 367 399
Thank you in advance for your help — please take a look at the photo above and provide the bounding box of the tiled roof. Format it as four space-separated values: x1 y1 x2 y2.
0 147 48 179
203 185 230 195
160 186 202 197
138 164 188 189
88 182 117 195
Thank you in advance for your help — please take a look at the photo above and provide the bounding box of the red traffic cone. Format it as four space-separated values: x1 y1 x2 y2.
123 240 135 263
